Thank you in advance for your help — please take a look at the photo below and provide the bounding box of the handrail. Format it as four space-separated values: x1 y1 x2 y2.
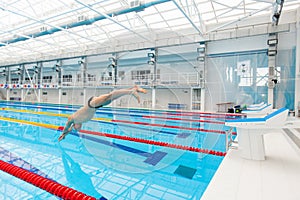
225 127 237 152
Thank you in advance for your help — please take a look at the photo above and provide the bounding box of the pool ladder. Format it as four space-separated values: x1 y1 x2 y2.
225 127 238 152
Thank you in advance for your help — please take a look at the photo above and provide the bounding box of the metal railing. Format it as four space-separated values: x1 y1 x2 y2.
1 72 203 88
225 127 238 152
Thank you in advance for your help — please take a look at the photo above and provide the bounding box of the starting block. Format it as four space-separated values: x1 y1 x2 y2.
243 103 273 118
225 108 289 160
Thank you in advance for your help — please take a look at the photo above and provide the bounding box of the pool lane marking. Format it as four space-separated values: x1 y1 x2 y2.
0 116 167 165
0 146 49 178
1 107 70 117
111 119 229 134
1 107 112 122
79 133 167 166
0 116 226 156
1 106 229 124
79 129 226 156
1 108 191 137
0 116 60 130
1 108 233 135
142 115 225 124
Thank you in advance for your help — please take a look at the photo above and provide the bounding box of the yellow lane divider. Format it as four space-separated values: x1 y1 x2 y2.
0 116 60 130
1 107 112 122
2 107 69 117
92 117 112 122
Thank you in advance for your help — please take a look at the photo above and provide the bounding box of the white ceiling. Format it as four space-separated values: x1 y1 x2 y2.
0 0 299 65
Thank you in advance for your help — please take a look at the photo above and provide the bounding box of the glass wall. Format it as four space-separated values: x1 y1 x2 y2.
205 48 296 111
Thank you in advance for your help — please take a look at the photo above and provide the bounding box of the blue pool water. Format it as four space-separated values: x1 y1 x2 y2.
0 101 236 200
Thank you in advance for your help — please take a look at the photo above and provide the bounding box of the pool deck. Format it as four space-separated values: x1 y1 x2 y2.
201 122 300 200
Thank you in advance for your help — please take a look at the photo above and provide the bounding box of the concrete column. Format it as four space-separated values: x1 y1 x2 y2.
152 86 156 109
201 88 205 111
151 48 158 109
267 33 278 107
295 8 300 116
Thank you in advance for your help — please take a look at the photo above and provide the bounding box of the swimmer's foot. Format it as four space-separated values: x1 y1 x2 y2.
132 92 141 104
133 85 147 94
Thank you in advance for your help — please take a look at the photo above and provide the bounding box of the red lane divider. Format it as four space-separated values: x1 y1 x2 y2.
0 160 96 200
111 119 237 135
78 129 226 157
142 115 225 124
163 111 245 117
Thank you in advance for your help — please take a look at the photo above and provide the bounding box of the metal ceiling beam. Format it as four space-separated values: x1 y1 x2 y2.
207 4 273 33
272 0 285 26
0 0 171 47
74 0 152 42
0 6 103 48
3 0 107 34
172 0 204 36
191 0 207 33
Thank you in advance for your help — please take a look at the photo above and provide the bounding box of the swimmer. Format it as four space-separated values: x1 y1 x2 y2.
58 85 147 141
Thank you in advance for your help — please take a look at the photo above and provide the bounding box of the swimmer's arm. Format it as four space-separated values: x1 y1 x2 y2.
58 131 69 141
58 116 74 141
58 125 73 141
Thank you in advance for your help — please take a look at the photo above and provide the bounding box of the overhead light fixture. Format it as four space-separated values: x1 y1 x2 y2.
267 50 277 56
272 78 278 84
267 39 278 46
147 60 155 65
197 47 205 53
147 51 156 65
197 56 205 62
148 53 155 58
108 57 116 62
108 64 116 68
54 64 61 72
108 57 117 68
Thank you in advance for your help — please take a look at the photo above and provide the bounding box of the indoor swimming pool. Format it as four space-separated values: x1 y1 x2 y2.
0 101 240 200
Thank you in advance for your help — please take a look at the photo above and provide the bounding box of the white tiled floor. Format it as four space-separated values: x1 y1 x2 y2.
201 128 300 200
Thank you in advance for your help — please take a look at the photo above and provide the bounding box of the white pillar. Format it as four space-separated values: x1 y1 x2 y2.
190 87 193 111
21 89 24 102
6 89 9 101
295 8 300 117
152 86 156 109
38 89 41 103
201 88 205 111
83 87 86 106
58 88 62 104
267 33 278 107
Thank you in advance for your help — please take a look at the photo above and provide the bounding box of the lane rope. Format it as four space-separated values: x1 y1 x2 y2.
1 108 235 134
0 116 226 156
0 159 97 200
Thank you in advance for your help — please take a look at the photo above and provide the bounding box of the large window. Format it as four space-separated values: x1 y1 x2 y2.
131 70 151 80
42 75 52 83
63 74 72 82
